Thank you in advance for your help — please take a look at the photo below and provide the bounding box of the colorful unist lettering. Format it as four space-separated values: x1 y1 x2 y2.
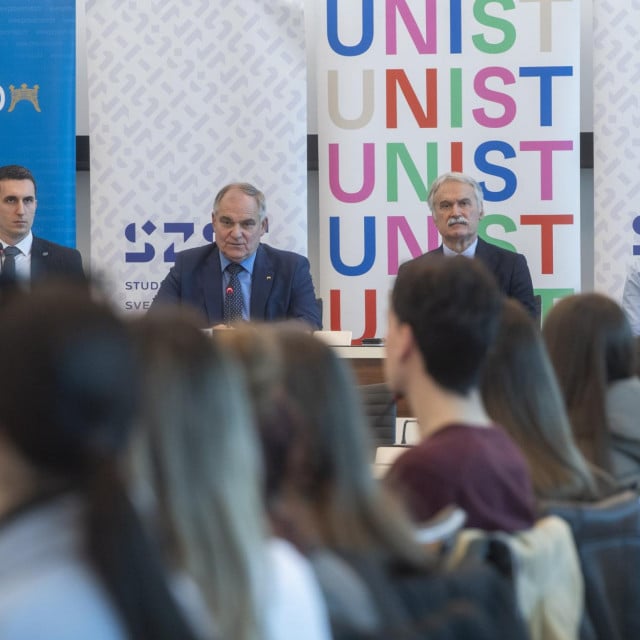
316 0 581 341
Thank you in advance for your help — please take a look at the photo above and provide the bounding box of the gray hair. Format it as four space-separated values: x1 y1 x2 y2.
427 171 484 215
213 182 266 221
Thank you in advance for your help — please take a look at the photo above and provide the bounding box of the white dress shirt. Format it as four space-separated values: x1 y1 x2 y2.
0 231 33 281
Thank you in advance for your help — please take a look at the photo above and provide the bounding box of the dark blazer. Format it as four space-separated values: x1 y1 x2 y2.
426 238 537 318
150 242 322 328
31 236 85 281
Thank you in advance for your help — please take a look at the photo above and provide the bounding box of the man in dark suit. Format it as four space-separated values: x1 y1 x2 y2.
0 165 84 283
415 171 536 318
150 182 322 329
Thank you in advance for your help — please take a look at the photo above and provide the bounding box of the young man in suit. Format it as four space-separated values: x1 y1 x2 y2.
150 182 322 329
0 164 84 282
417 171 536 318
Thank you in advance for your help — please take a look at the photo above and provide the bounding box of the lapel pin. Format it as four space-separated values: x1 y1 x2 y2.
266 275 272 281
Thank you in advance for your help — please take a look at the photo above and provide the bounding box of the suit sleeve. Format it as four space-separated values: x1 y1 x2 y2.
149 256 183 308
69 249 85 276
510 253 537 320
288 256 322 329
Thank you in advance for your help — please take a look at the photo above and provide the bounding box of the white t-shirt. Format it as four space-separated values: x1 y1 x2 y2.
172 537 332 640
264 538 332 640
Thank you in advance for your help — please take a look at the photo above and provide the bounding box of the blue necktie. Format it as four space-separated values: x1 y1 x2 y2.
224 263 244 325
2 245 20 280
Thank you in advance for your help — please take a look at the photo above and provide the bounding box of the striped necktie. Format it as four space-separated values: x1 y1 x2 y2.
224 263 244 325
2 245 20 280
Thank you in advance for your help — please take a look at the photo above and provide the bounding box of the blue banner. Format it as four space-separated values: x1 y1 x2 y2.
0 1 76 247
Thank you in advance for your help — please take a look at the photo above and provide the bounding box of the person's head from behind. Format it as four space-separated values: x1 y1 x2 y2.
0 164 38 246
543 292 636 390
0 283 198 639
386 255 502 399
481 298 600 501
0 280 136 492
215 324 299 510
129 309 266 640
211 182 268 263
542 293 636 470
427 172 484 252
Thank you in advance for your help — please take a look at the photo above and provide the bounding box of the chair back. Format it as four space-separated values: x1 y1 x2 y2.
358 382 396 448
541 490 640 640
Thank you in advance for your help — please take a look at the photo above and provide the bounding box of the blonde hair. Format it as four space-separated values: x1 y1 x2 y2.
130 310 267 640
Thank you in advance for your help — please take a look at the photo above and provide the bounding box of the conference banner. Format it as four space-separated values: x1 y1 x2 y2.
86 0 307 312
593 2 640 299
0 0 76 246
316 0 581 341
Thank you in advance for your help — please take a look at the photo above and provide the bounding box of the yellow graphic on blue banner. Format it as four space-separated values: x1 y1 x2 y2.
8 84 41 113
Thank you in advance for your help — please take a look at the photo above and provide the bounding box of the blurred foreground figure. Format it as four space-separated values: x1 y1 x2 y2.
543 292 640 488
220 324 529 640
481 298 616 502
0 282 197 640
129 309 331 640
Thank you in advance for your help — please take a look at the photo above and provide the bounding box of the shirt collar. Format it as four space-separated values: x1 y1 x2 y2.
0 231 33 256
219 249 257 275
442 236 478 258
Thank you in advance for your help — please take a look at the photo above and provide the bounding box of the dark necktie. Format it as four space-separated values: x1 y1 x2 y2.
2 245 20 280
224 263 244 325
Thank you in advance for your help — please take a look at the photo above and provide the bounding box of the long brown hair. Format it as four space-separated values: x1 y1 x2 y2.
272 327 430 568
481 299 603 501
542 293 635 471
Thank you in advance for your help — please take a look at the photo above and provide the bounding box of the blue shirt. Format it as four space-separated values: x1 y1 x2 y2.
219 252 257 320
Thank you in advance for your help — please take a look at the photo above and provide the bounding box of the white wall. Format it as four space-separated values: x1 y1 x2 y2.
75 0 595 290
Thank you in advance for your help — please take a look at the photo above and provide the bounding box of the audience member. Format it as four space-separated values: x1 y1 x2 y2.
385 255 537 531
129 310 331 640
481 298 616 502
150 182 321 329
408 171 536 317
214 324 300 520
252 326 528 640
543 292 640 488
622 259 640 335
0 282 195 639
0 164 84 283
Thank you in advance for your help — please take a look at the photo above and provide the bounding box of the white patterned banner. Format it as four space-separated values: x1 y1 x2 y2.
86 0 307 312
593 1 640 299
316 0 581 341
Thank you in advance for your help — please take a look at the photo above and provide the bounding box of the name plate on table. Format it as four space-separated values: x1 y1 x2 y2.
313 330 352 346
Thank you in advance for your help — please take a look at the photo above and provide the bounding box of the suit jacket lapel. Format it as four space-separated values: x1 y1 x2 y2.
474 237 498 272
30 237 48 280
202 245 224 324
250 245 274 320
